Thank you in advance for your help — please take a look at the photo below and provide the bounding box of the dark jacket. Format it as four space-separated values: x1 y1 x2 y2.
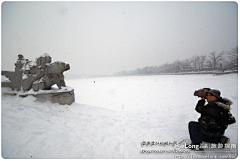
195 98 233 135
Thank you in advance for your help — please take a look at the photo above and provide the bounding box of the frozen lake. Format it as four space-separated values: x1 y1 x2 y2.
67 74 238 112
2 73 238 158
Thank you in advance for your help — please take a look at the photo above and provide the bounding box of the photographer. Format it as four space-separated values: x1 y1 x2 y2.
188 88 236 151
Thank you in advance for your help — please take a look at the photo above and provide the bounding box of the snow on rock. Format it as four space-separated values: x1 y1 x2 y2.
21 60 37 71
35 53 51 60
1 74 238 159
1 75 10 82
2 86 74 96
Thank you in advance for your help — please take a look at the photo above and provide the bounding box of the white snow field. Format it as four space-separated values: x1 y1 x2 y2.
1 74 238 159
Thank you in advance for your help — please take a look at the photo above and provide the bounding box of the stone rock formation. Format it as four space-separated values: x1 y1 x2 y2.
2 53 75 105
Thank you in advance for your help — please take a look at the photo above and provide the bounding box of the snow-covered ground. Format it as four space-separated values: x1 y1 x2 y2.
1 74 238 159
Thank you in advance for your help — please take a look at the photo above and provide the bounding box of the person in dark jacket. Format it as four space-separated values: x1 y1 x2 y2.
188 89 235 150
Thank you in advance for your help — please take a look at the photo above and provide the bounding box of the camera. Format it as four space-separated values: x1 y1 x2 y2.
194 88 211 97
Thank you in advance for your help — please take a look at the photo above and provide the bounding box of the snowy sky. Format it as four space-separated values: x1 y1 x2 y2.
1 1 238 75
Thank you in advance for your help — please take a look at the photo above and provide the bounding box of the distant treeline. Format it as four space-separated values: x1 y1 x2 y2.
114 46 238 76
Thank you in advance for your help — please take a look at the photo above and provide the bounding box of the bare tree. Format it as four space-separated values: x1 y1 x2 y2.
208 51 224 70
228 46 238 66
173 60 183 72
182 59 192 70
199 55 206 70
191 56 200 71
161 63 172 73
207 60 213 69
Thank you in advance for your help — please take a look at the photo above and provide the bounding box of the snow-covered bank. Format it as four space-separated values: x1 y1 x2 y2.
1 74 238 158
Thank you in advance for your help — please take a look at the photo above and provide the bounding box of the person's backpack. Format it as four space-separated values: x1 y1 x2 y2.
228 112 236 125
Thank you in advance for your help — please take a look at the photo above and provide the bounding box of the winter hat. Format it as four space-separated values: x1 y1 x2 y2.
208 89 221 99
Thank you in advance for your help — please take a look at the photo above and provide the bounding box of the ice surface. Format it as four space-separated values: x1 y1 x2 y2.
1 74 238 159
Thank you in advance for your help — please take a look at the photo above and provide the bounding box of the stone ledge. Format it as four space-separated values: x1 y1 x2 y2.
3 86 75 105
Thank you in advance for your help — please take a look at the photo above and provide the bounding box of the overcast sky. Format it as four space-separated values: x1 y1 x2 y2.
1 1 238 76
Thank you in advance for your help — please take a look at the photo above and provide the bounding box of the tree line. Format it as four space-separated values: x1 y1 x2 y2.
114 46 238 76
